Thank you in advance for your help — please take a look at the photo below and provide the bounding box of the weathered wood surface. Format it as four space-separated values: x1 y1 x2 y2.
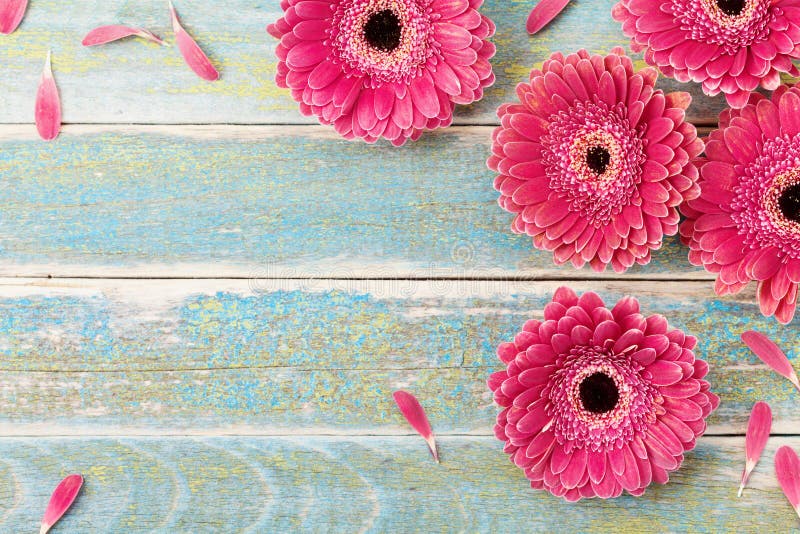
1 0 799 531
0 125 708 279
0 436 797 533
0 0 745 125
0 279 796 436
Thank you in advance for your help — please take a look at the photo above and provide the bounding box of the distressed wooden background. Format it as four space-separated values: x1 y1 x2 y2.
0 0 798 532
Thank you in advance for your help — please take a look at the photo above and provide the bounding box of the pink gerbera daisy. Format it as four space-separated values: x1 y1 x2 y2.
487 48 703 273
612 0 800 108
488 287 719 501
680 86 800 324
268 0 496 145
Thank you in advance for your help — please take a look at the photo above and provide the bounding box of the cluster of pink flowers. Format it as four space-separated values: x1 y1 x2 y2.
611 0 800 322
266 0 800 505
488 43 800 324
483 0 800 504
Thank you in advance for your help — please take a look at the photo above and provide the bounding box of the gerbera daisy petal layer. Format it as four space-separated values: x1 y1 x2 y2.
681 87 800 323
269 0 496 144
613 0 800 108
488 287 718 501
488 49 702 273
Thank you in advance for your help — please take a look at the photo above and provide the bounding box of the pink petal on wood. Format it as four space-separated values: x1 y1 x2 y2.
393 390 439 463
40 474 83 534
35 51 61 142
0 0 27 34
526 0 570 35
82 25 165 46
742 331 800 392
775 446 800 520
738 401 772 497
169 1 219 81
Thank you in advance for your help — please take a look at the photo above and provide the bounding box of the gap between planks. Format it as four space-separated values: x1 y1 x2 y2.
0 426 791 438
0 276 739 300
13 275 715 282
0 123 715 139
0 121 729 128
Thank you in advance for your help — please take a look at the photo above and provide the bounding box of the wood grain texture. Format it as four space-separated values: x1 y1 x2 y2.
0 436 798 533
1 0 798 529
0 279 796 434
0 125 708 279
0 0 755 125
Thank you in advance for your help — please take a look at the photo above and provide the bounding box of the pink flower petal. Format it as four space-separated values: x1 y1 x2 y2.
40 474 83 534
82 25 165 46
526 0 570 35
741 331 800 392
0 0 27 34
169 1 219 81
775 446 800 520
393 390 439 463
409 71 439 119
35 51 61 142
738 401 771 497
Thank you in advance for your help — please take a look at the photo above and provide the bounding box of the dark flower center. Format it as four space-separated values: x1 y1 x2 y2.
779 183 800 223
579 372 619 413
586 146 611 175
716 0 745 15
363 10 402 52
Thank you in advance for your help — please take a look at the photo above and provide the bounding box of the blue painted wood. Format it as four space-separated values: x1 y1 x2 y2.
0 0 795 530
0 126 704 278
0 279 796 434
0 436 797 533
0 0 732 124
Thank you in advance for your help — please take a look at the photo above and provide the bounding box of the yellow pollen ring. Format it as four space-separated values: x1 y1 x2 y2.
701 0 761 29
568 129 623 186
344 0 424 72
568 363 633 428
765 167 800 231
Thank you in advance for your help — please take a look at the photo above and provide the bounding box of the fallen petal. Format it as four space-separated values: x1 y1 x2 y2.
35 51 61 141
82 25 165 46
0 0 27 34
775 446 800 520
526 0 570 35
169 1 219 81
40 474 83 534
742 331 800 392
738 401 772 497
393 390 439 463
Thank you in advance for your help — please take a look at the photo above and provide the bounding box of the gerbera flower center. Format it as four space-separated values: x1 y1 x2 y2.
716 0 745 15
330 0 436 86
363 9 402 52
779 183 800 223
578 372 619 413
734 140 800 259
586 146 611 175
547 345 658 451
543 102 646 226
671 0 771 52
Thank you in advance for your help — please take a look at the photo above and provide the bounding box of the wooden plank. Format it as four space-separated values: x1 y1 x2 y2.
0 0 741 125
0 125 708 279
0 278 796 433
0 436 797 532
